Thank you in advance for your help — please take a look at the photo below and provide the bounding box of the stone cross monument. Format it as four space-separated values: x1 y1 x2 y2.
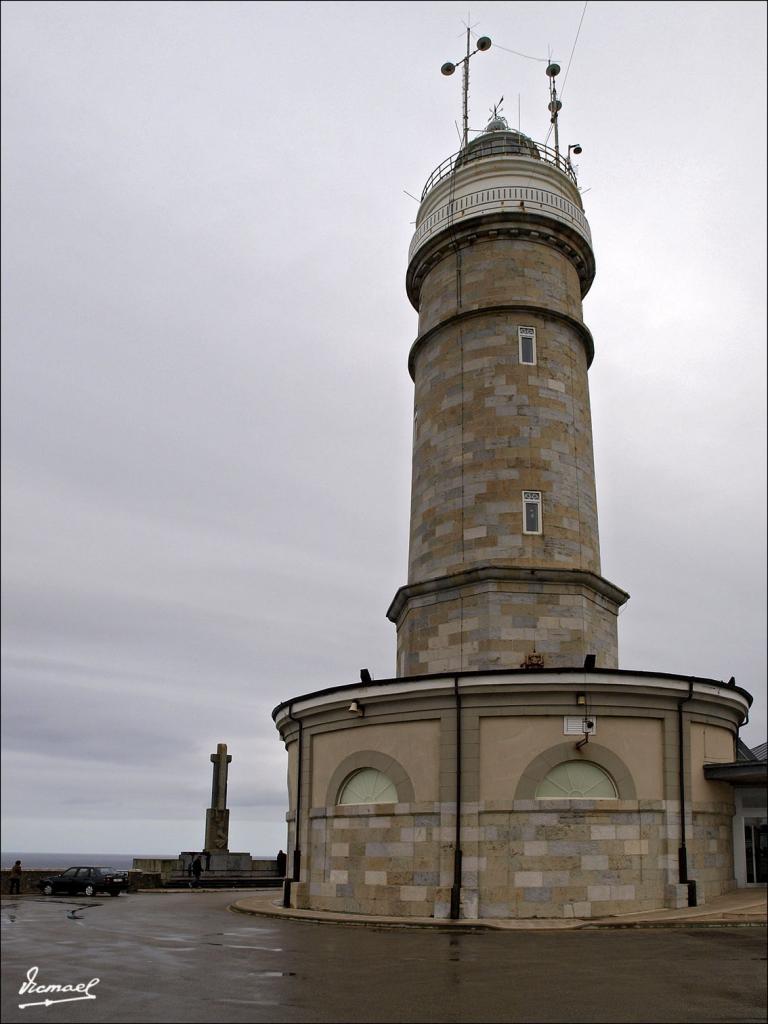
204 743 232 851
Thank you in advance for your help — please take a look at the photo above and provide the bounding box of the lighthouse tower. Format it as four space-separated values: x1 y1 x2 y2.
273 54 754 924
387 95 629 677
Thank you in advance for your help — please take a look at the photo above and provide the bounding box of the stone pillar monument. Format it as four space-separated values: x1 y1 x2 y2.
204 743 232 852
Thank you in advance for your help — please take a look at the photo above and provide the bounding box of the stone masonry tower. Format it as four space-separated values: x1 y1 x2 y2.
387 114 629 676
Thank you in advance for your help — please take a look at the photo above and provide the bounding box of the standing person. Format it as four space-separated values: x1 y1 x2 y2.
276 850 287 877
203 850 211 871
9 860 22 895
191 855 203 889
187 853 194 877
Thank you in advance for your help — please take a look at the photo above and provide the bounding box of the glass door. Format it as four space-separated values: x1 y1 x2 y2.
744 821 768 884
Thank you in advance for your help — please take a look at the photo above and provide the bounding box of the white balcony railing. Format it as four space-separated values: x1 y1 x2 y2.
409 184 592 263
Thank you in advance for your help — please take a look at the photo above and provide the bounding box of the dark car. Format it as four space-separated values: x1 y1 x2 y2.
38 866 127 897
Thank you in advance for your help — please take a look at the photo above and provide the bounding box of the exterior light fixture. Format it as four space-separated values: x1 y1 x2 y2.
348 701 364 717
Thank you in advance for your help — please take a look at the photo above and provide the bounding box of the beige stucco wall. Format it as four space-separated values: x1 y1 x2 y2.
310 720 441 807
595 717 664 799
479 715 664 800
690 723 736 803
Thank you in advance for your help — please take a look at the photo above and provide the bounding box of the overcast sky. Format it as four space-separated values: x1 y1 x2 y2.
2 1 765 858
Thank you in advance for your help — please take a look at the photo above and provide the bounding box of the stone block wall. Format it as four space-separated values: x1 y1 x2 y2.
415 238 585 335
690 804 737 902
1 869 65 895
394 577 620 676
299 798 737 919
0 868 156 893
476 801 669 918
407 310 600 585
275 674 748 920
306 803 443 917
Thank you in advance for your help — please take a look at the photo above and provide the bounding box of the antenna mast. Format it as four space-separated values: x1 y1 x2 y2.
462 26 470 150
546 62 562 166
440 31 492 150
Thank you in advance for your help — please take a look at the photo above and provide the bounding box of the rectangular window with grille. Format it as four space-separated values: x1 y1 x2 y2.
523 490 542 534
518 326 537 365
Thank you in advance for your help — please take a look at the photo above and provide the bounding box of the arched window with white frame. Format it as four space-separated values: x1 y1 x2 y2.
535 760 618 799
337 768 398 805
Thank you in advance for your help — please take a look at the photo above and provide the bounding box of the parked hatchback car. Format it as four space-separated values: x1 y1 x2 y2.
38 866 128 897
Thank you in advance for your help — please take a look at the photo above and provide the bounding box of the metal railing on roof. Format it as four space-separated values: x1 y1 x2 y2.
408 183 591 262
421 135 579 200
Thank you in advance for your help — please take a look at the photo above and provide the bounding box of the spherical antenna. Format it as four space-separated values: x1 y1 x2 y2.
441 61 456 76
546 62 561 77
476 36 492 51
572 144 582 155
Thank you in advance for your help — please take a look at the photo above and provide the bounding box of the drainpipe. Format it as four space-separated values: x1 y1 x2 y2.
282 703 303 908
450 677 463 920
737 705 750 737
677 678 697 907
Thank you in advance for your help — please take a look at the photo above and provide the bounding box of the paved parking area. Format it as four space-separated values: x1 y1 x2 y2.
2 892 766 1023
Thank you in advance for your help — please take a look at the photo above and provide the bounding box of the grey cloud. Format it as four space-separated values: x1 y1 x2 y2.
2 2 765 858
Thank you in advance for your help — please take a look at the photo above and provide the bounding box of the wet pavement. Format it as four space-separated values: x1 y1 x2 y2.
1 891 766 1022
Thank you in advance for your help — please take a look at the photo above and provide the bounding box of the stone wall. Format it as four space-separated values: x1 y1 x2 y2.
275 672 749 920
407 310 600 584
296 798 736 919
391 231 628 674
476 801 668 918
394 577 621 676
0 868 154 894
414 239 586 335
690 804 737 903
1 869 63 895
304 803 443 917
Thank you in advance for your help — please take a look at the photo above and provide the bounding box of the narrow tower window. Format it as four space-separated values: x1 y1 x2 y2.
522 490 542 534
518 326 537 365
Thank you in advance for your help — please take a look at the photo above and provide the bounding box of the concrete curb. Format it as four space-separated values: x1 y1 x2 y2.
229 902 511 931
230 892 768 932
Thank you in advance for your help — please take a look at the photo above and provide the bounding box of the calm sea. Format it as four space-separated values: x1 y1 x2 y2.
1 852 173 870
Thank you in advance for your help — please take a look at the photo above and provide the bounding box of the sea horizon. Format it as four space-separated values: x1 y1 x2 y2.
1 851 274 870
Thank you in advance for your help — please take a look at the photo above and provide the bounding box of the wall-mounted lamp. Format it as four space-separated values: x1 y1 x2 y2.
576 693 587 705
348 701 364 717
568 143 582 160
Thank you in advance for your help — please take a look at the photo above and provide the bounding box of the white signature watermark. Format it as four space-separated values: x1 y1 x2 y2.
18 966 100 1009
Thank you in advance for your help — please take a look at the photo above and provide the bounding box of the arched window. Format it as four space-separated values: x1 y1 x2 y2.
535 761 618 799
338 768 398 805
